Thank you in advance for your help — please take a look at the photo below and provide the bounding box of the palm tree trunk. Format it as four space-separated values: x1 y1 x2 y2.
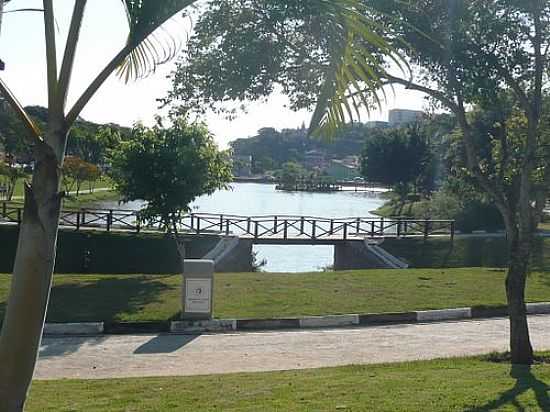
0 138 64 412
506 237 534 365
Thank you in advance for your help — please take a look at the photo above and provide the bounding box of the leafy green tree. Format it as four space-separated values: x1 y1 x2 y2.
0 161 25 201
164 0 405 136
68 125 123 165
109 118 232 265
277 161 306 189
366 0 550 364
84 162 102 193
361 125 434 201
62 155 101 196
0 100 31 162
0 103 128 165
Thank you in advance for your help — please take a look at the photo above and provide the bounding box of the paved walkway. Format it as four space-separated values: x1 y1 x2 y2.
35 315 550 380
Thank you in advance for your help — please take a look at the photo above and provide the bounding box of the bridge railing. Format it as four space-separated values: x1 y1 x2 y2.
0 202 455 240
182 213 455 240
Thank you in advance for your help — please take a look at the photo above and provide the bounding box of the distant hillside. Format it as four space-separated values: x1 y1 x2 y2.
230 123 379 174
0 103 130 164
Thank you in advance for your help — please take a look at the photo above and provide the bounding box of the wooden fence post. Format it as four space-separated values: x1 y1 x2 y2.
424 219 430 240
396 218 401 238
451 221 455 241
107 210 113 232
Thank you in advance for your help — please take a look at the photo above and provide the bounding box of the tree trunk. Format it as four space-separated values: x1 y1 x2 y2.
172 220 186 273
506 236 534 365
6 176 14 201
0 139 64 411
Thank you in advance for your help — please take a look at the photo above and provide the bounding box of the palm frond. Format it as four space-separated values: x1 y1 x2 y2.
309 0 409 139
118 0 197 82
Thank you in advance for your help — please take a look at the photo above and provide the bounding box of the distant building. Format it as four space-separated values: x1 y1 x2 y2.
326 157 359 180
365 121 389 129
304 150 328 170
388 109 424 126
232 155 252 177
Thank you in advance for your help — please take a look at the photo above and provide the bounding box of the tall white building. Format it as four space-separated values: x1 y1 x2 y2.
388 109 424 126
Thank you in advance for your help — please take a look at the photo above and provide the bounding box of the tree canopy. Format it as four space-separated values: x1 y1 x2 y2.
364 0 550 364
109 118 232 230
361 124 434 196
163 0 405 135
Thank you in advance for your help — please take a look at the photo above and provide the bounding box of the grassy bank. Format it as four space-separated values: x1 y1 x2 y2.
62 189 120 208
2 268 550 322
26 355 550 411
10 175 115 199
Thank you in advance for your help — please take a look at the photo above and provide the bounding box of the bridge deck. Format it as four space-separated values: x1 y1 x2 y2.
0 202 455 241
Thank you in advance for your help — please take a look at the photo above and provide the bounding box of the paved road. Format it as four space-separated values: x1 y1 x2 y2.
35 315 550 380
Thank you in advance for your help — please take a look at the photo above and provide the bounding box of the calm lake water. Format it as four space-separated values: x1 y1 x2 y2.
98 183 386 272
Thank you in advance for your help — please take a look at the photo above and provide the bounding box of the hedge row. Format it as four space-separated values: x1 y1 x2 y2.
0 226 218 274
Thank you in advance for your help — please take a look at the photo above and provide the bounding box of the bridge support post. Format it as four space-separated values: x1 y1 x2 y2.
209 238 254 273
334 241 377 270
334 241 401 270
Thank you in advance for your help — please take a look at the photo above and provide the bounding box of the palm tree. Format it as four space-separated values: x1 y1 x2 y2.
0 2 199 409
0 1 400 410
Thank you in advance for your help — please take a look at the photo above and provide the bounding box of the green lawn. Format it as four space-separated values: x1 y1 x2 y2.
62 188 120 208
2 268 550 322
10 175 116 200
26 355 550 411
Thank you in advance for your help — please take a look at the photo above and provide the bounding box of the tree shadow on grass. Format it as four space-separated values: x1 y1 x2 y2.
46 275 177 323
464 364 550 411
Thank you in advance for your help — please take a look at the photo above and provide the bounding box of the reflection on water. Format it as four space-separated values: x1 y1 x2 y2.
97 183 386 272
253 244 335 273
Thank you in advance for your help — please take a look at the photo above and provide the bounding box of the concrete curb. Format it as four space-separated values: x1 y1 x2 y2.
39 302 550 336
299 314 359 329
44 322 104 336
417 308 471 322
527 302 550 314
171 319 236 333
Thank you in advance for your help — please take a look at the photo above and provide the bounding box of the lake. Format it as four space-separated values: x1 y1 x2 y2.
97 183 386 272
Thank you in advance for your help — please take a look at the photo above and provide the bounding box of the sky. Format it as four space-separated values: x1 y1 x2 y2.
0 0 428 148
